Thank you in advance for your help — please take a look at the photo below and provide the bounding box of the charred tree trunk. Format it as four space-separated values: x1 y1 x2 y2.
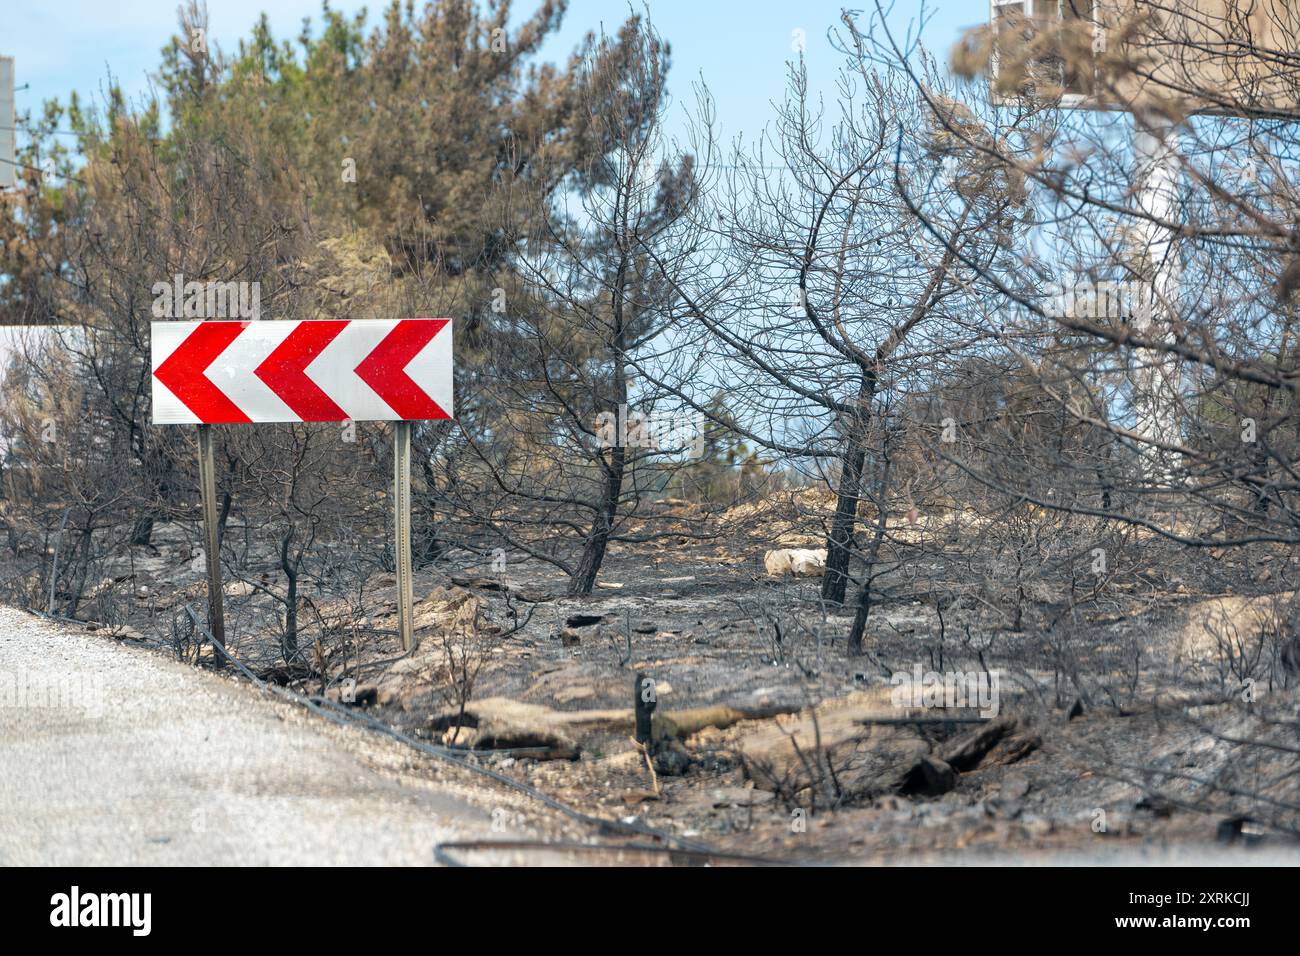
569 251 630 597
131 442 178 547
280 531 298 661
847 432 892 654
217 449 239 544
818 244 954 605
129 513 155 548
65 521 96 620
821 444 866 606
217 491 233 545
634 671 657 746
416 455 448 566
570 444 626 596
847 574 874 656
1250 441 1273 514
822 372 876 606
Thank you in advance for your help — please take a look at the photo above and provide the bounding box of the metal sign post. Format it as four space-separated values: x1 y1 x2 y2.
393 420 414 651
196 424 226 662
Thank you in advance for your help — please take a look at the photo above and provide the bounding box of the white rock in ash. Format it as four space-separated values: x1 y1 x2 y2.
763 548 827 577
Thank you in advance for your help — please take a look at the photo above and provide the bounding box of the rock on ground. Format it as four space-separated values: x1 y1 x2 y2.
763 548 828 577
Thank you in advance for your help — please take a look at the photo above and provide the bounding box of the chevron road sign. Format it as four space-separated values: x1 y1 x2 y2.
151 318 453 424
150 318 454 654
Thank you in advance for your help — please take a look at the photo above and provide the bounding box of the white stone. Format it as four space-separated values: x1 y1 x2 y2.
763 548 827 577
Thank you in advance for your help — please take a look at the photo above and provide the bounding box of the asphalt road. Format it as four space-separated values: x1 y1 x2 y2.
0 607 501 865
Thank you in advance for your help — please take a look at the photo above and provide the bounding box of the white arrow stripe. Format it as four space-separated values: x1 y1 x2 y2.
205 321 300 423
304 320 401 421
405 321 454 417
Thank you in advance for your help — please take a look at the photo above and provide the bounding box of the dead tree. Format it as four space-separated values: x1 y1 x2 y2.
643 45 1026 613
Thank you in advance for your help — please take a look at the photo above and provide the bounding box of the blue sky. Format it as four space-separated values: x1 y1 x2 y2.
4 1 977 150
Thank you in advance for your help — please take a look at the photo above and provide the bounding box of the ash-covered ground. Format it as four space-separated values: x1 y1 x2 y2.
65 494 1300 862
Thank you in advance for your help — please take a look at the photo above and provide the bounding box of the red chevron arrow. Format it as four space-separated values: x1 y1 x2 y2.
153 321 251 423
254 320 349 421
354 319 450 419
